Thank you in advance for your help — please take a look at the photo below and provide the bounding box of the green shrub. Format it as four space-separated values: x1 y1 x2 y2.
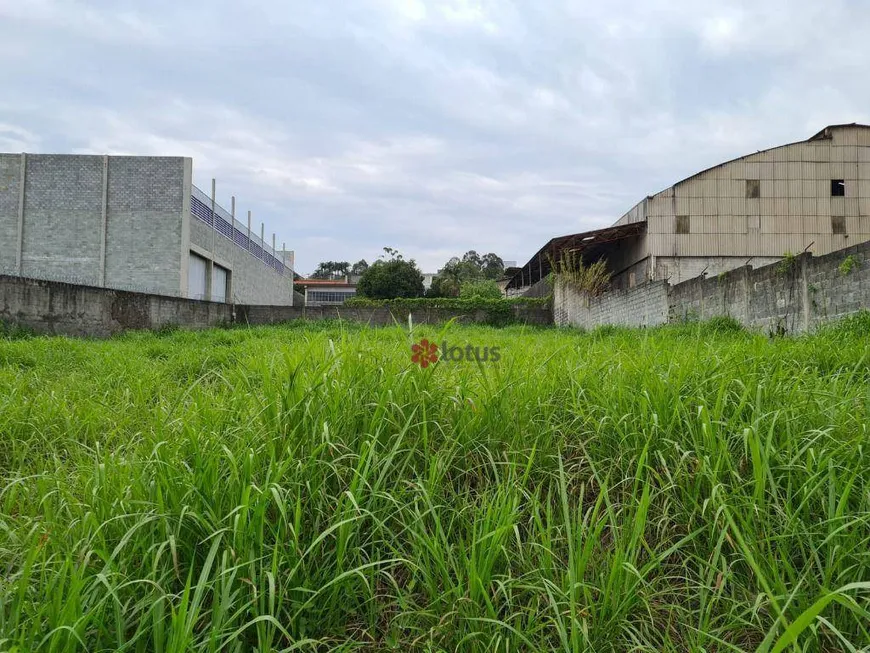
839 254 860 276
344 295 550 326
0 320 34 340
703 315 745 334
357 257 425 299
777 251 797 276
459 279 502 300
344 295 549 309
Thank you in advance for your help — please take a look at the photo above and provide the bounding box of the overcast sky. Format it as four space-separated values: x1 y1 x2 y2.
2 1 869 274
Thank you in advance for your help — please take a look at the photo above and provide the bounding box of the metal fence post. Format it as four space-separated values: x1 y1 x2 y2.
208 178 216 301
230 195 236 301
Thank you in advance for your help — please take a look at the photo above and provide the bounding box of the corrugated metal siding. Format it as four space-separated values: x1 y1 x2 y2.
619 126 870 264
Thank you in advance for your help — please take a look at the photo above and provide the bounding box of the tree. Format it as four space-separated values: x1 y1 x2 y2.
462 250 483 268
350 259 369 275
357 249 424 299
429 250 504 296
426 274 453 298
459 279 502 299
311 261 350 280
480 253 505 280
435 257 465 297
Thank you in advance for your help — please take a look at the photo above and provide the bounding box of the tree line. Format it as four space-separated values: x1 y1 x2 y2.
304 249 506 300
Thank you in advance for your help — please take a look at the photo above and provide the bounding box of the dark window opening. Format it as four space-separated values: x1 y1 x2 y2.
746 179 760 199
675 215 690 234
831 180 845 197
832 215 846 235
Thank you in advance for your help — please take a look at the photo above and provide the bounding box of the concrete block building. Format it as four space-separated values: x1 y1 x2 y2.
507 123 870 293
0 154 293 305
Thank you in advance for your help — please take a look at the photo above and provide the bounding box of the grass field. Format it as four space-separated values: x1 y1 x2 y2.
1 317 870 651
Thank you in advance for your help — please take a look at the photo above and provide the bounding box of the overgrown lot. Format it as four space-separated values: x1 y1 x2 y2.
1 318 869 651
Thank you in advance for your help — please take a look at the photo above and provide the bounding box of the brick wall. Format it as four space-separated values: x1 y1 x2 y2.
0 154 188 296
105 156 187 294
0 155 22 270
22 155 104 281
556 240 870 333
554 279 669 328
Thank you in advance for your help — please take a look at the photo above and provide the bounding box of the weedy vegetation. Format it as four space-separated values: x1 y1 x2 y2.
776 252 798 276
1 317 869 651
549 250 612 297
840 254 860 277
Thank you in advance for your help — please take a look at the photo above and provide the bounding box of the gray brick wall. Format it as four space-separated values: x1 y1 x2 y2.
0 154 21 270
105 156 186 294
0 154 188 297
554 279 669 328
189 217 294 305
20 154 104 282
557 240 870 333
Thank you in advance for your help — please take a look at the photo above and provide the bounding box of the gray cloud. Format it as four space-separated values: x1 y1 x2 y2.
2 0 870 272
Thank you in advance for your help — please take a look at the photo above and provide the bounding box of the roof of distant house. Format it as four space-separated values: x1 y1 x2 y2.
296 278 356 287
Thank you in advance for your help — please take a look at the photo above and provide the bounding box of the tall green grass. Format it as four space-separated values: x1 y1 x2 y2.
1 318 869 651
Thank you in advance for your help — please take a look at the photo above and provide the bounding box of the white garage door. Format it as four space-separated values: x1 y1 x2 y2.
188 253 208 300
212 264 228 303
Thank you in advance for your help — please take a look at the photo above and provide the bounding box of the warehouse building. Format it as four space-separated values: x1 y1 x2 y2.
507 123 870 293
0 154 293 305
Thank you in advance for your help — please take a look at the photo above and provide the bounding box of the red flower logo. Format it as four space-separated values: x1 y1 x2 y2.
411 338 439 368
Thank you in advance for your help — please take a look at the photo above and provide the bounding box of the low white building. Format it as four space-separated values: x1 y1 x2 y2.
298 278 357 305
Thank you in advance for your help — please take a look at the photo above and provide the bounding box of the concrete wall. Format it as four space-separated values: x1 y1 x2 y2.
189 217 293 306
555 237 870 333
0 154 190 296
554 279 669 329
0 275 550 337
520 276 552 298
0 275 231 338
654 255 781 284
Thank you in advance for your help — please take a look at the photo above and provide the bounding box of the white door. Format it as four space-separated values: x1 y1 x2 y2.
188 253 208 300
212 264 228 303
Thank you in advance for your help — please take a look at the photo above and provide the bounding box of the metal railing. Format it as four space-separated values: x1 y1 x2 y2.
190 186 288 276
